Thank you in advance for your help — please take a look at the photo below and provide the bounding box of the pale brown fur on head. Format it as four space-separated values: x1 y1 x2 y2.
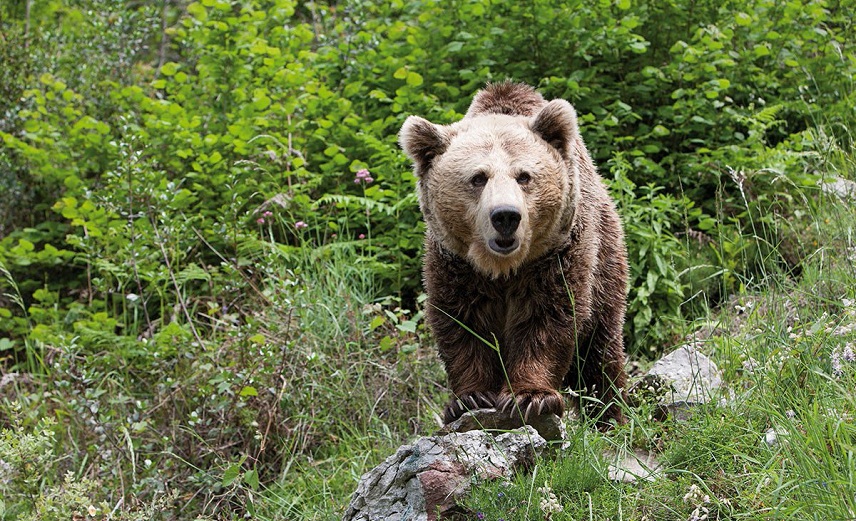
399 86 582 278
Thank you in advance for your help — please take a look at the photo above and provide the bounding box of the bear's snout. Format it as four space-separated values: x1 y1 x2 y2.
490 206 521 236
488 206 521 254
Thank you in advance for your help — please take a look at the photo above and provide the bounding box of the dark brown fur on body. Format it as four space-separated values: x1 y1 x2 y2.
400 82 629 429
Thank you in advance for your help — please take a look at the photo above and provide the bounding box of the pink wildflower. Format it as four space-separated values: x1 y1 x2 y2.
295 221 308 229
263 211 273 218
355 168 374 184
358 233 366 239
256 218 265 224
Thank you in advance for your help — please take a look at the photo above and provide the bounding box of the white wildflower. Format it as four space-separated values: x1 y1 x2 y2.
742 357 760 374
538 482 563 516
683 483 711 521
689 506 710 521
832 348 844 377
683 483 710 505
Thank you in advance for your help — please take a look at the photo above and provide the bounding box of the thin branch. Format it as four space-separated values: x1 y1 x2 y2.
156 0 170 75
24 0 32 48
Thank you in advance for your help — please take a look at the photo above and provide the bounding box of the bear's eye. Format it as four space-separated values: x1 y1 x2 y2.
470 172 488 188
517 172 532 186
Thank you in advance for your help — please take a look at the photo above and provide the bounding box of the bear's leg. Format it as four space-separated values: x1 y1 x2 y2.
495 330 572 422
440 337 505 424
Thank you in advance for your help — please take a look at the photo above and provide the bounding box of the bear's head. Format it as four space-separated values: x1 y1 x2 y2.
399 84 582 278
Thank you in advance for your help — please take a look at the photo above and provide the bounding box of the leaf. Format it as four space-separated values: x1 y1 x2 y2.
253 92 271 110
652 125 670 136
244 469 259 490
187 2 207 20
222 459 245 487
754 44 771 57
161 62 179 76
369 316 386 331
654 253 669 277
629 41 648 54
405 72 423 87
396 320 417 333
175 263 211 284
239 386 258 397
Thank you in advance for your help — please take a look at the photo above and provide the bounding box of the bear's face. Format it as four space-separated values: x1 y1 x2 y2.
400 100 580 278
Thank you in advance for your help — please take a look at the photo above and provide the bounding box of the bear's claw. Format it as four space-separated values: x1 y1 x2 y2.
443 391 497 423
497 389 564 422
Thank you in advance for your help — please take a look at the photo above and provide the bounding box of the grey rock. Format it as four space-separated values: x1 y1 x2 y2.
343 426 546 521
646 343 722 405
605 448 662 483
764 427 788 447
441 407 565 441
822 177 856 199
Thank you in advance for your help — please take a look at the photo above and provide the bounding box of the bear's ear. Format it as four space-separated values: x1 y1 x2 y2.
399 116 450 175
530 99 579 160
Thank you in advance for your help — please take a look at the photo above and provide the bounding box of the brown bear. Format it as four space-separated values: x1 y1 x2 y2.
399 81 628 429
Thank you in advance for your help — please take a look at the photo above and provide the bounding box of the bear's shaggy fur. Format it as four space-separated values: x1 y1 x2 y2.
399 82 628 428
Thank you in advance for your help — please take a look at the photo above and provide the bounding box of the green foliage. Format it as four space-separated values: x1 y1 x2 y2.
0 0 855 518
0 405 176 520
607 154 694 352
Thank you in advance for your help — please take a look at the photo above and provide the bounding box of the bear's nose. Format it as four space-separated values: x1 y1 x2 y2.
490 206 521 237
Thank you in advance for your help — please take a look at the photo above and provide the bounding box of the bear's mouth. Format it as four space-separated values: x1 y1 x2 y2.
488 237 519 255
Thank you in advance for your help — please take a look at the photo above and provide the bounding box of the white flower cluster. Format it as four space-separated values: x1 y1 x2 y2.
683 483 711 521
538 482 564 517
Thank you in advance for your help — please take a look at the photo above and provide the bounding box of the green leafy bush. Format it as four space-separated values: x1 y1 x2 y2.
0 0 854 516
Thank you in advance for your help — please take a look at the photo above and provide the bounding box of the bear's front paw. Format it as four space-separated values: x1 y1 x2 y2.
497 389 564 422
443 391 497 424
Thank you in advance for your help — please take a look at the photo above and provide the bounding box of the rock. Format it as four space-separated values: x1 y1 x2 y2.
441 408 565 441
764 427 788 447
343 426 546 521
646 343 722 405
822 177 856 199
605 448 662 483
